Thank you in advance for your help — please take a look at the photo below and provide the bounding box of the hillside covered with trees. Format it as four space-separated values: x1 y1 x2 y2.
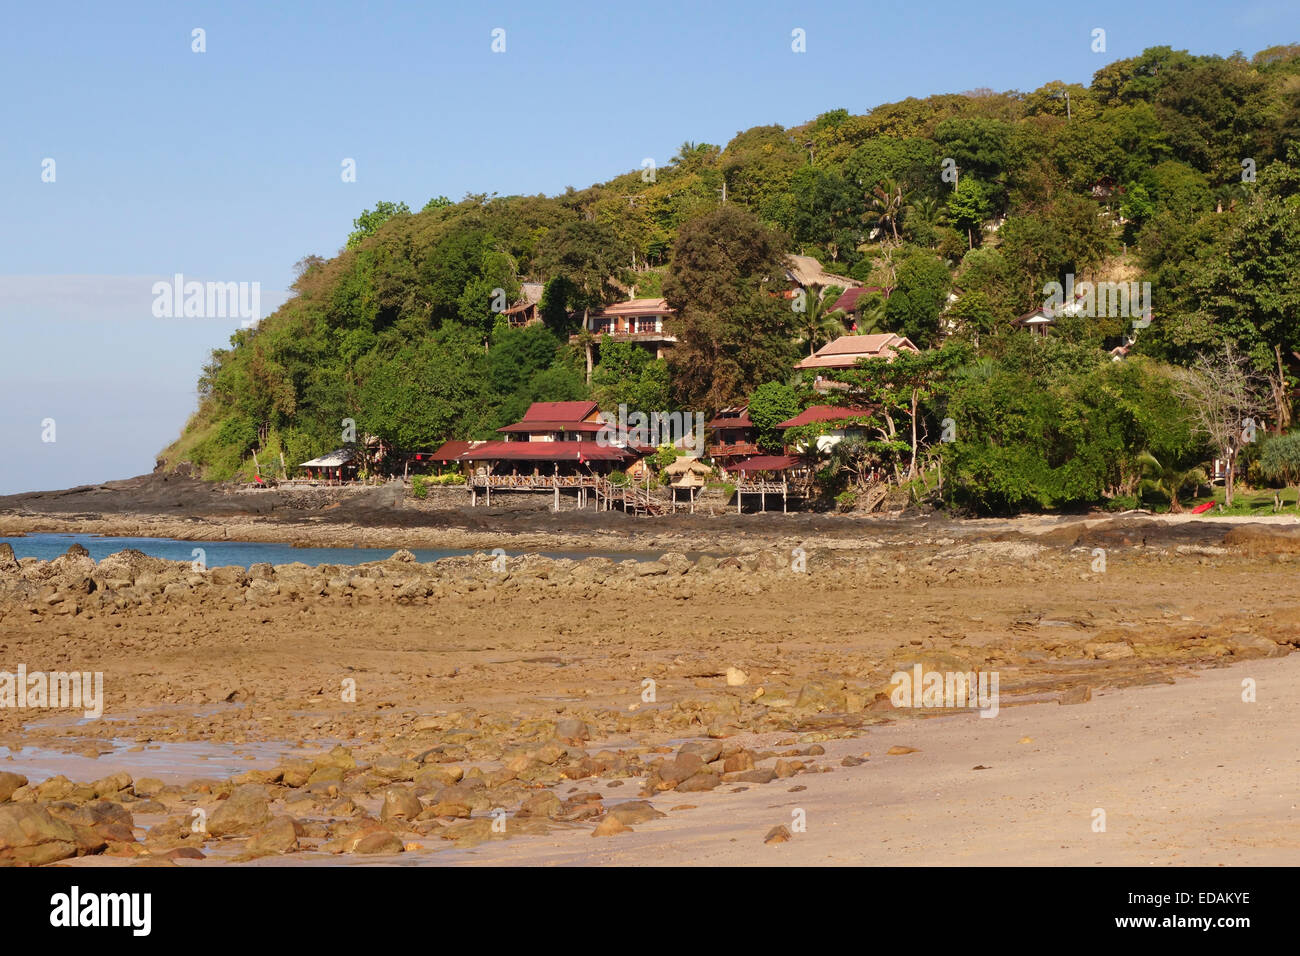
162 44 1300 514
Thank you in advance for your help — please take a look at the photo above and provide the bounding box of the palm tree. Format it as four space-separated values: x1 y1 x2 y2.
1136 452 1207 513
794 284 849 356
905 194 946 247
867 177 911 243
853 292 890 335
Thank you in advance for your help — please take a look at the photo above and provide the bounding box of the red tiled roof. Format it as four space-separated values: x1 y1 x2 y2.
733 454 802 474
795 333 919 369
457 441 632 463
830 287 887 312
520 401 601 423
427 440 473 462
593 298 674 317
498 420 609 433
776 405 874 429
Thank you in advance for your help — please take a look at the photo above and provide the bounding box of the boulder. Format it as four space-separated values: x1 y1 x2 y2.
0 772 28 803
379 787 422 822
207 786 271 837
0 803 80 865
245 816 301 856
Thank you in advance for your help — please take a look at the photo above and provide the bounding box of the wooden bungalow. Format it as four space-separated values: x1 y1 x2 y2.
501 282 545 328
707 406 758 466
784 255 855 295
299 447 359 483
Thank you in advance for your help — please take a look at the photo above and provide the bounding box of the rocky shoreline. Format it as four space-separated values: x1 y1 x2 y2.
2 526 1297 865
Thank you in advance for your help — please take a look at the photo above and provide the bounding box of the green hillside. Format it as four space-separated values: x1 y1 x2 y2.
162 44 1300 513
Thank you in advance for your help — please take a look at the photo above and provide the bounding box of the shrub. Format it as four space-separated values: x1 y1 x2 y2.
835 490 857 511
608 470 628 486
410 475 429 499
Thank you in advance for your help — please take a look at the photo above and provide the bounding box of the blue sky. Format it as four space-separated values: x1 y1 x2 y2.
1 0 1295 494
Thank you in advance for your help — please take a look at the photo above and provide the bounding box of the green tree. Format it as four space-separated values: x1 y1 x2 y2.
885 251 951 348
1135 452 1206 512
747 381 801 452
946 176 994 248
663 205 796 409
792 284 847 356
535 221 630 383
347 201 412 249
1258 431 1300 510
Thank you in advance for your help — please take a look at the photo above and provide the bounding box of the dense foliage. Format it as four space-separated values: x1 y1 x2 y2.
166 45 1300 514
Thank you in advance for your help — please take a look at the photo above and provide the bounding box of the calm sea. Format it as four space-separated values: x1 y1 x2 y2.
1 533 659 568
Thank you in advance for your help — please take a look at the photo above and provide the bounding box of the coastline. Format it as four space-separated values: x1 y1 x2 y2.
2 474 1298 866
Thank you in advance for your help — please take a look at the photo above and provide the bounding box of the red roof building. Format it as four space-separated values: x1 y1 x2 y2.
733 454 803 475
495 401 611 440
457 401 638 476
706 405 758 462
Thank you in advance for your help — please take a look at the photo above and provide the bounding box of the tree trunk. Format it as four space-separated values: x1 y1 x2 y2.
908 389 919 478
583 309 593 385
1272 344 1292 432
1225 451 1236 508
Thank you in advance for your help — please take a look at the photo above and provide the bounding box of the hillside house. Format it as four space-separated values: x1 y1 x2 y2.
501 282 545 328
829 286 889 329
784 255 855 295
775 405 875 453
796 333 920 391
569 298 678 359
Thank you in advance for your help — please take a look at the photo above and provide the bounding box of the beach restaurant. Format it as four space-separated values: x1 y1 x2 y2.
457 400 645 507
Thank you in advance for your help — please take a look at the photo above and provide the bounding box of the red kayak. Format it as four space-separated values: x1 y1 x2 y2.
1190 501 1215 514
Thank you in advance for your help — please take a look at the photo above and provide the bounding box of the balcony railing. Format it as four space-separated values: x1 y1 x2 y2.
707 441 759 458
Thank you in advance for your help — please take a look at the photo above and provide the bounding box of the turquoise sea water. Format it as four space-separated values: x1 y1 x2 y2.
1 533 658 568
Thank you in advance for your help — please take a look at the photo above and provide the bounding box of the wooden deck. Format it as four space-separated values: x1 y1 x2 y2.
467 474 663 515
735 479 806 513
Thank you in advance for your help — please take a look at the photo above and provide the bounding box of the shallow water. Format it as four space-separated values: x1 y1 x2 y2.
0 740 304 785
2 533 661 568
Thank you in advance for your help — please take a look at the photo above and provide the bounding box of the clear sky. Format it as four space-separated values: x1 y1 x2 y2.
1 0 1295 494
